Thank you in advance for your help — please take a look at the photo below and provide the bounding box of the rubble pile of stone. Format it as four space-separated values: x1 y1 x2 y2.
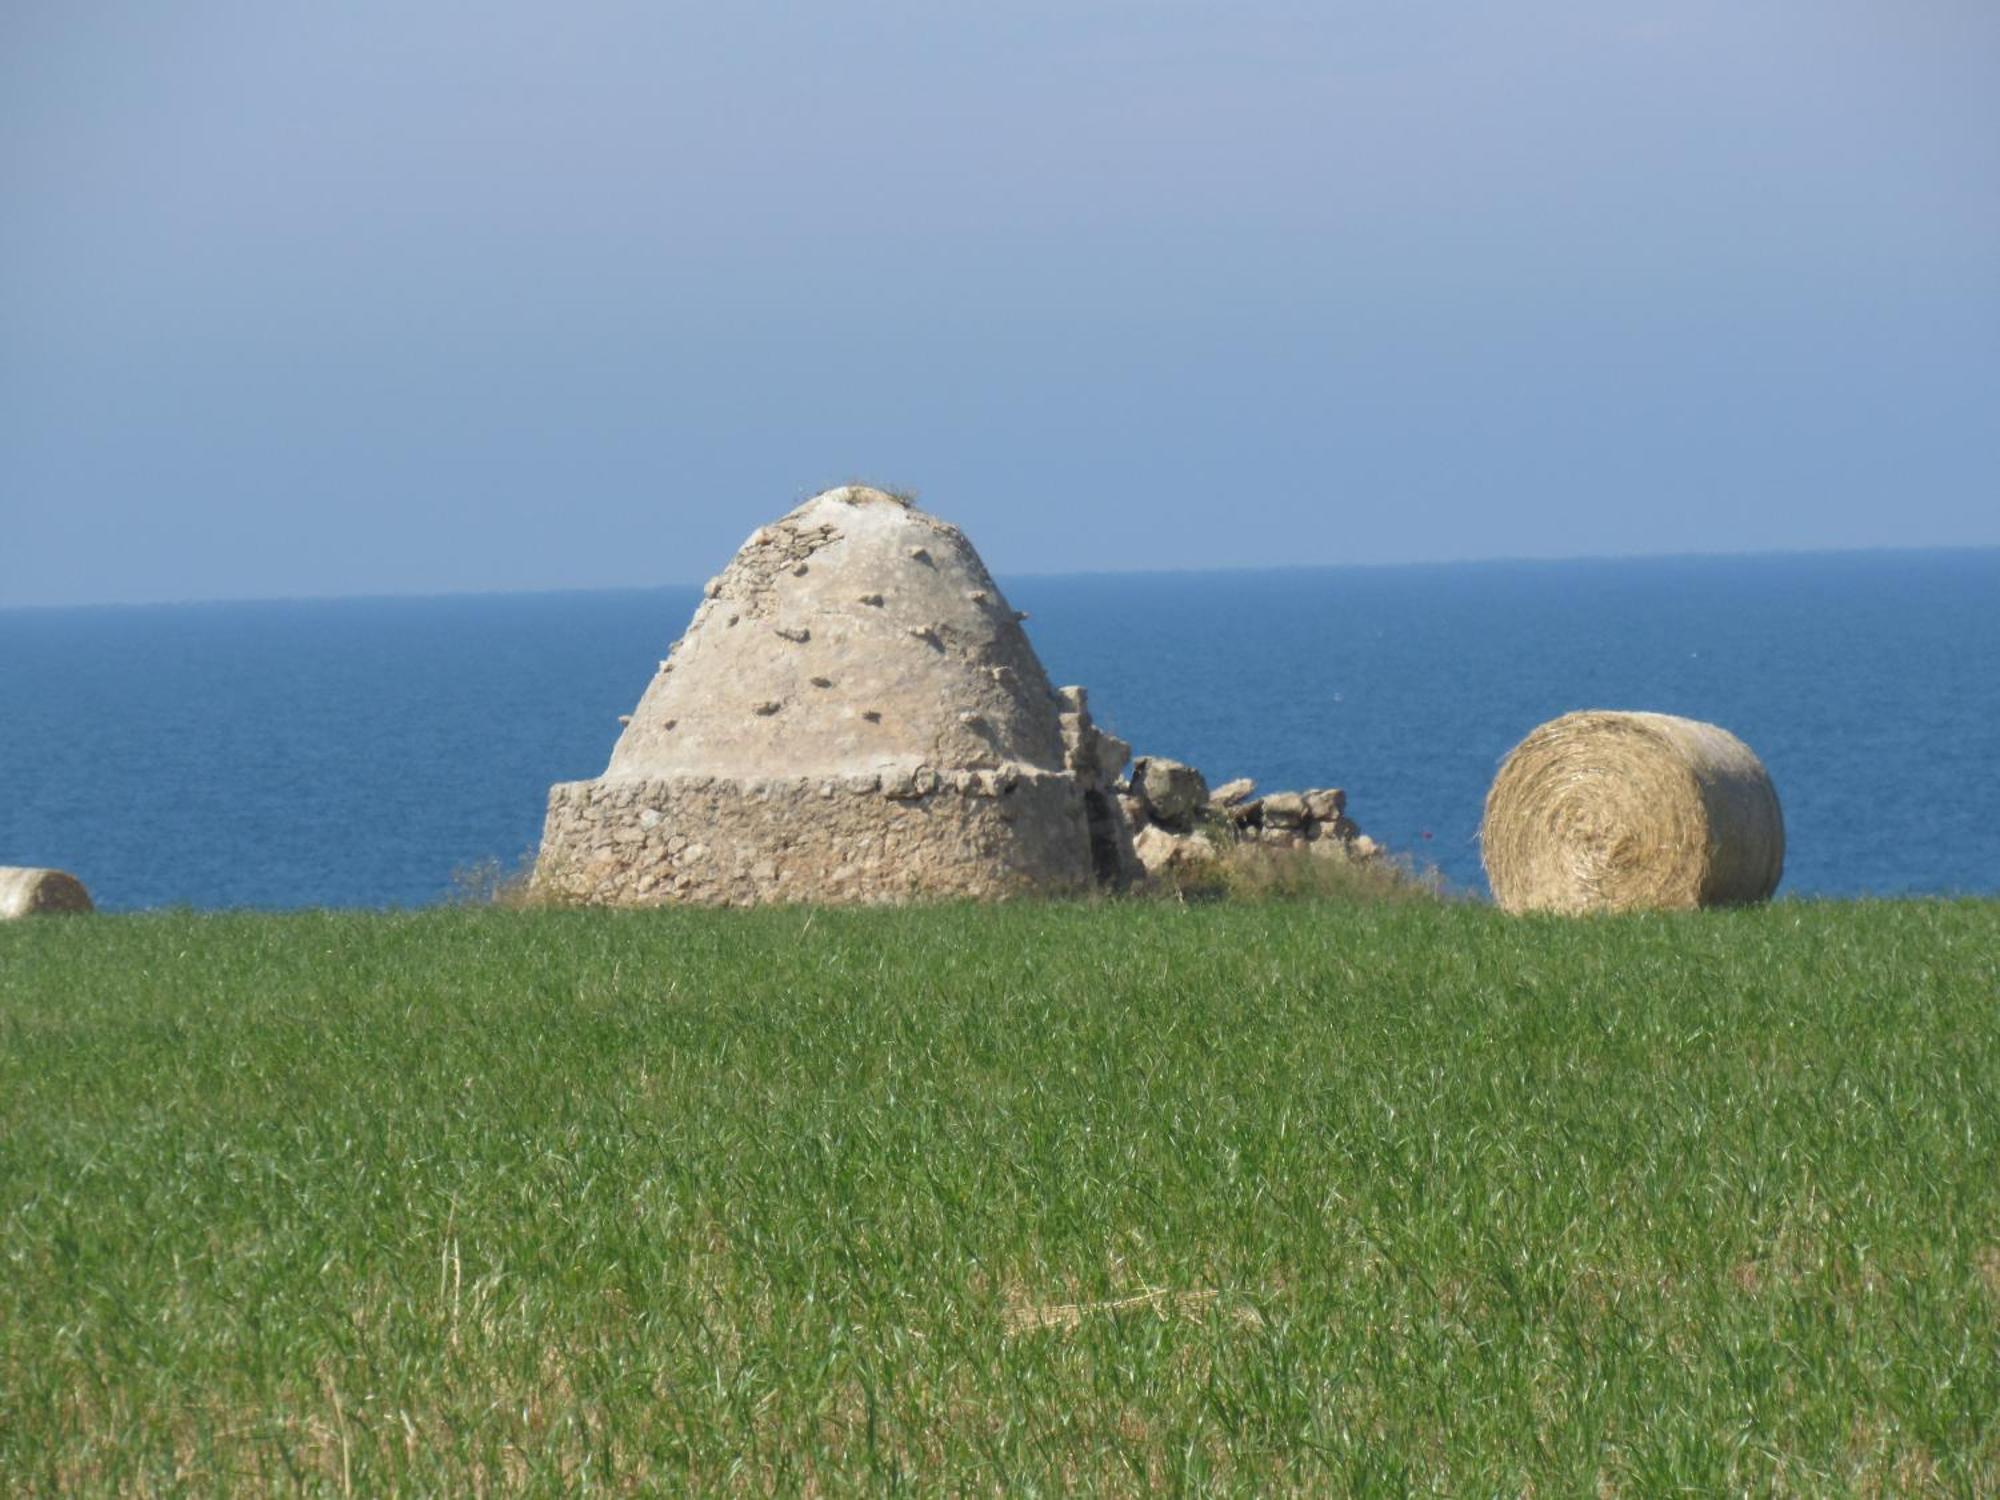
1051 688 1381 887
1115 755 1383 883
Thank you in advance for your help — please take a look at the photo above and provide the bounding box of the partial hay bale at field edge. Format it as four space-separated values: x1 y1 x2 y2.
0 867 94 919
1481 711 1784 914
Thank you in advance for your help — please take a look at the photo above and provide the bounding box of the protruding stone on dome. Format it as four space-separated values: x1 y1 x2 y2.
531 486 1096 906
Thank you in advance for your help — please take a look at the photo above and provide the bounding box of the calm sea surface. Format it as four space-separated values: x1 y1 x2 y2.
3 550 1995 910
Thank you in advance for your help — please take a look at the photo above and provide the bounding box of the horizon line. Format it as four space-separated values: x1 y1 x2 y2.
5 538 1996 615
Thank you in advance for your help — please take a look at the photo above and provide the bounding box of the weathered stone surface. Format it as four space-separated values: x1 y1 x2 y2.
536 770 1092 907
1225 797 1263 828
1261 791 1308 830
1094 731 1132 785
1054 686 1131 787
611 488 1067 780
1118 762 1383 883
1303 788 1347 821
0 867 92 918
533 487 1097 906
1054 684 1142 890
1057 713 1091 773
1079 790 1140 890
1131 823 1210 879
1131 757 1208 829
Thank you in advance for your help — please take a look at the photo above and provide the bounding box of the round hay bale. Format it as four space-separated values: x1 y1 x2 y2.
1481 711 1783 914
0 866 94 919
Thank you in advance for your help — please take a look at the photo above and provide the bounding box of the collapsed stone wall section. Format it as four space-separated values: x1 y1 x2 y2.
1112 755 1384 882
1053 685 1142 890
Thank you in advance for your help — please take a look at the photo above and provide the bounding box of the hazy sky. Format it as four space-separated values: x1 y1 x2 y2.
4 1 1995 606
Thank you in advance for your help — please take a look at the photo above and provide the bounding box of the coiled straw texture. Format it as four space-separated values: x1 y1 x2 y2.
1481 711 1783 914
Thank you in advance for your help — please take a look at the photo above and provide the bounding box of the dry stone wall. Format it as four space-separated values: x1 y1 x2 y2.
535 768 1091 907
1113 757 1383 881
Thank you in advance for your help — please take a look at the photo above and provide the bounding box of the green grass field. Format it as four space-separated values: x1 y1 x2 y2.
2 898 1996 1495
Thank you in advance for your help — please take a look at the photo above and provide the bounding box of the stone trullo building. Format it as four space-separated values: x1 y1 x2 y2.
532 486 1131 905
533 484 1383 906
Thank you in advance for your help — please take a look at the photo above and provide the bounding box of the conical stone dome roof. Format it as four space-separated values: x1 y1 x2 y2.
533 486 1096 906
609 486 1067 780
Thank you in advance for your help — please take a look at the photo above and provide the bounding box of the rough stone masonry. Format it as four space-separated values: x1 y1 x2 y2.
532 486 1104 905
532 484 1380 906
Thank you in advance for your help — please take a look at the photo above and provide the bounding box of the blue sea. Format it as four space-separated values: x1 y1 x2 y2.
3 549 1995 911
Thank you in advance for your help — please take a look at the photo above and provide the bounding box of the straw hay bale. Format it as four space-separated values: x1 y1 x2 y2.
1481 711 1783 914
0 867 94 919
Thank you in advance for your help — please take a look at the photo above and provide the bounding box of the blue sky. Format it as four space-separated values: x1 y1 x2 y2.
3 1 1995 606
